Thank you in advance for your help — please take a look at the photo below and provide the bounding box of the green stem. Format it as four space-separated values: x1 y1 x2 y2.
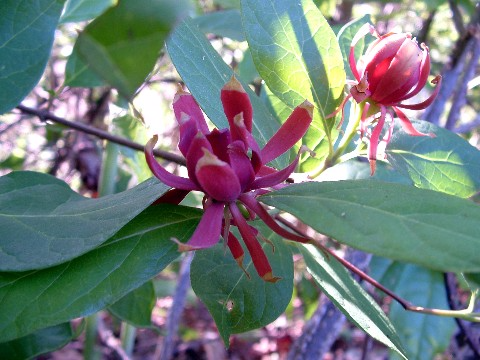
84 314 99 360
311 102 365 178
120 322 137 356
83 142 119 360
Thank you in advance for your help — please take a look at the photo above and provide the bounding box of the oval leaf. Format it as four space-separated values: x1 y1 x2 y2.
60 0 115 23
386 119 480 198
0 0 66 114
190 224 293 345
299 245 407 359
0 204 201 342
261 180 480 273
241 0 345 169
0 171 168 271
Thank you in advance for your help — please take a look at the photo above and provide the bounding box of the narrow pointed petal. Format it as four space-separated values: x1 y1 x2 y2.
368 106 387 175
395 75 442 110
261 100 313 164
196 148 241 202
239 194 309 244
228 140 255 191
392 106 431 137
229 202 280 282
250 147 303 190
349 23 376 81
226 231 249 276
232 113 262 172
173 90 209 134
176 112 198 157
180 201 224 251
221 76 253 132
326 94 352 130
145 136 198 191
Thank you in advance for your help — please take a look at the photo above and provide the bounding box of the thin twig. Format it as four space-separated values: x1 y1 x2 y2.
15 104 186 166
274 215 480 321
97 314 131 360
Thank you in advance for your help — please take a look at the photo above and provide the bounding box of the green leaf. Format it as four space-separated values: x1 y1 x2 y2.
60 0 115 23
108 280 156 328
76 0 189 99
386 119 480 198
0 204 201 342
337 15 372 81
190 223 293 345
0 0 66 114
166 18 287 169
0 171 168 271
0 323 75 360
241 0 346 170
64 45 105 88
260 180 480 273
370 259 456 360
193 9 245 41
299 245 407 359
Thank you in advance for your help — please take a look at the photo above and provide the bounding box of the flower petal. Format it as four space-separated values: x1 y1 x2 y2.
152 188 191 205
232 113 262 172
261 100 313 165
221 76 253 133
176 112 198 157
145 135 198 191
206 128 231 163
229 202 280 282
228 140 255 191
196 148 242 202
179 201 225 251
349 23 376 82
395 75 442 110
186 132 213 184
173 90 209 134
392 106 434 138
368 106 387 175
226 231 249 276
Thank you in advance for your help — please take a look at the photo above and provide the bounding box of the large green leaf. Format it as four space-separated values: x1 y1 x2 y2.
299 245 407 359
0 0 66 114
0 171 168 271
260 180 480 272
166 19 287 169
370 258 456 360
109 280 156 327
76 0 189 99
190 223 294 345
241 0 345 170
64 45 105 88
0 323 75 360
386 119 480 198
0 204 201 342
60 0 115 23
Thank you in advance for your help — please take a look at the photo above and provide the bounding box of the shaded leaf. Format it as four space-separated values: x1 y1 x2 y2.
241 0 345 170
386 119 480 198
370 258 456 360
300 245 406 359
76 0 189 99
0 323 75 360
109 280 156 328
60 0 115 23
0 204 201 342
0 0 66 114
166 18 287 169
193 9 245 41
0 171 168 271
64 45 105 88
261 180 480 272
190 223 293 345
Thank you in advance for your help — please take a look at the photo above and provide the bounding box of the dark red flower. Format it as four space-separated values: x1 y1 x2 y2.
331 23 441 174
145 76 313 282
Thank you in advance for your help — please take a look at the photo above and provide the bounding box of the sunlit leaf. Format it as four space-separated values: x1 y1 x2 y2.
386 119 480 198
60 0 115 23
190 223 293 345
0 204 200 342
0 0 66 114
0 171 168 271
242 0 345 170
261 180 480 273
300 245 407 359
